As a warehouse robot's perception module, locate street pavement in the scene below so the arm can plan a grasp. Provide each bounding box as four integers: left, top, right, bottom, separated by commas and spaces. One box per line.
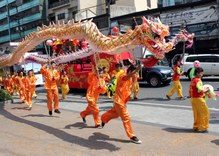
0, 89, 219, 156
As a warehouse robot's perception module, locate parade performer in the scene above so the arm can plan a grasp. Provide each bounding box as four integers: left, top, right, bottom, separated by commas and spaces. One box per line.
189, 60, 201, 80
25, 70, 36, 110
107, 63, 124, 95
102, 67, 111, 99
40, 62, 60, 115
101, 65, 142, 144
17, 71, 26, 103
60, 70, 69, 100
166, 60, 184, 100
12, 72, 19, 95
80, 68, 107, 128
31, 70, 38, 98
4, 74, 13, 95
190, 67, 209, 132
133, 74, 140, 100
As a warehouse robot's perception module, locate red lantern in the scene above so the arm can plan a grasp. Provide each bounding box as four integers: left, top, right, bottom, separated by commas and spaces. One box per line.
112, 27, 119, 33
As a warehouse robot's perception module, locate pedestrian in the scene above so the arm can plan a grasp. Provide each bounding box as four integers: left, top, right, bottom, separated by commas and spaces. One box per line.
102, 67, 111, 98
4, 47, 10, 54
17, 71, 26, 103
12, 72, 19, 95
80, 68, 106, 128
40, 61, 61, 115
4, 74, 13, 95
60, 70, 69, 100
190, 67, 209, 132
101, 65, 142, 144
166, 59, 184, 100
24, 70, 36, 110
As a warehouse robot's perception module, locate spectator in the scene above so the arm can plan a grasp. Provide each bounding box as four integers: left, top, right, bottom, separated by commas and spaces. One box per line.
4, 47, 10, 54
0, 48, 4, 56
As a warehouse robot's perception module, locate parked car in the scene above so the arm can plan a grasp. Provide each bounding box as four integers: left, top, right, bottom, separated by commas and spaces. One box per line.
173, 54, 219, 79
123, 55, 173, 87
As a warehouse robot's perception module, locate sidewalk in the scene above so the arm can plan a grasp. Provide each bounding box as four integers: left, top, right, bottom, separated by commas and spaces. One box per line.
0, 101, 219, 156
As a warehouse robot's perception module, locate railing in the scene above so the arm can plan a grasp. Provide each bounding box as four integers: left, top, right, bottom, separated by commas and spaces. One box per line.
49, 0, 70, 9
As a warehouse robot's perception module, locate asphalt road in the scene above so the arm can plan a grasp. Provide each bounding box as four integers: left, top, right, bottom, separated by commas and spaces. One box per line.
34, 76, 219, 134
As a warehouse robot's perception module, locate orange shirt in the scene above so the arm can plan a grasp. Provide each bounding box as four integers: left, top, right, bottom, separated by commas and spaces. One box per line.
17, 76, 26, 89
25, 76, 37, 91
86, 72, 106, 101
40, 66, 60, 89
12, 75, 18, 86
114, 74, 135, 105
60, 75, 69, 85
4, 77, 12, 90
102, 73, 110, 82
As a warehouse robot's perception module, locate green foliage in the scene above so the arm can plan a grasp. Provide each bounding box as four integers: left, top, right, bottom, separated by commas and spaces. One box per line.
0, 89, 12, 101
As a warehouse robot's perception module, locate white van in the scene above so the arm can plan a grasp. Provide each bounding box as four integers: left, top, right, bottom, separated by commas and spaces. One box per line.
173, 54, 219, 79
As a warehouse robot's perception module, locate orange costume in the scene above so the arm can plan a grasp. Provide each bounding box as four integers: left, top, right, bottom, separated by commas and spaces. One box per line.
12, 74, 19, 95
0, 76, 2, 89
25, 76, 37, 107
4, 77, 13, 95
80, 72, 106, 126
103, 72, 111, 98
101, 73, 136, 138
32, 75, 37, 98
60, 74, 69, 99
40, 65, 60, 112
17, 75, 26, 103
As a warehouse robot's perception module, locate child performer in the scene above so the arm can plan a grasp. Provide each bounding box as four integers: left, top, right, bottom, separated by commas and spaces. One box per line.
60, 70, 69, 100
31, 70, 38, 98
12, 72, 19, 95
80, 68, 106, 128
102, 67, 111, 99
17, 71, 26, 103
166, 60, 184, 100
101, 65, 142, 144
190, 67, 210, 133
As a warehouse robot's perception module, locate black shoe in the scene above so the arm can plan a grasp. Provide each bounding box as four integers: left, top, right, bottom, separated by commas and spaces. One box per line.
82, 117, 86, 123
130, 136, 142, 144
54, 109, 61, 114
49, 111, 52, 116
101, 122, 105, 128
179, 96, 186, 100
133, 97, 138, 100
166, 95, 171, 100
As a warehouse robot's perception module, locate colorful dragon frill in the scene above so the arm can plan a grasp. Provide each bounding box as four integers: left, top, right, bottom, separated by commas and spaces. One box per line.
0, 17, 194, 67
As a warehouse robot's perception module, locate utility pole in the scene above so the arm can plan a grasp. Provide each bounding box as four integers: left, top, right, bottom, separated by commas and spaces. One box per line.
6, 0, 11, 42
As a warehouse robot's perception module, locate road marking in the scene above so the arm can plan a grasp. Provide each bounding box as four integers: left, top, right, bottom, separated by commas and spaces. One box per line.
129, 101, 219, 112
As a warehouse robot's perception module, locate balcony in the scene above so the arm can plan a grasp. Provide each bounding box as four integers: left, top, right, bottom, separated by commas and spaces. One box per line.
0, 0, 41, 21
0, 0, 15, 8
0, 13, 42, 32
49, 0, 70, 9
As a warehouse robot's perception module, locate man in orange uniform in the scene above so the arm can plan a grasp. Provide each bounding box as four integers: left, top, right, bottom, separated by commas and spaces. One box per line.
80, 68, 107, 128
4, 74, 13, 95
60, 70, 69, 100
12, 72, 19, 95
166, 60, 184, 100
17, 71, 26, 103
190, 67, 209, 133
31, 70, 38, 98
101, 65, 142, 144
25, 70, 36, 110
40, 62, 60, 115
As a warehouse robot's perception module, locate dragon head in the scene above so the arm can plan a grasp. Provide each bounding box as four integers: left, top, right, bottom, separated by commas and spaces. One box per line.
138, 17, 194, 59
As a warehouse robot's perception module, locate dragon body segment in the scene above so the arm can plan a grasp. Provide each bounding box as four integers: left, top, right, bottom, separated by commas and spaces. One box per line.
0, 17, 194, 68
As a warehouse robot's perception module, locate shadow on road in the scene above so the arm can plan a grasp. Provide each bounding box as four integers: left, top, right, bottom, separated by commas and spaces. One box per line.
89, 132, 130, 144
162, 127, 193, 133
211, 139, 219, 145
22, 114, 60, 118
65, 122, 96, 129
0, 103, 120, 151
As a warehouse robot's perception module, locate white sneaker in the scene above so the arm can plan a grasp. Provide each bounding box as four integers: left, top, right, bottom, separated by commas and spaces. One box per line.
130, 136, 142, 144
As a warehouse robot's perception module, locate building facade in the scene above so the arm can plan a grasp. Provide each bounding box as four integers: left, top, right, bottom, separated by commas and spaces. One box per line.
0, 0, 47, 49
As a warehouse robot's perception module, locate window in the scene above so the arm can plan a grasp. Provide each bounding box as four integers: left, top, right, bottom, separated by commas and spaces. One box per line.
57, 13, 65, 20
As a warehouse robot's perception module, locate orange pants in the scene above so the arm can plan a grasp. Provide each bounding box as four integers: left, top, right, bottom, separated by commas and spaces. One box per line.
6, 87, 13, 95
133, 81, 140, 98
101, 103, 135, 138
46, 88, 59, 111
19, 88, 26, 103
26, 90, 34, 107
191, 98, 209, 131
80, 105, 100, 126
